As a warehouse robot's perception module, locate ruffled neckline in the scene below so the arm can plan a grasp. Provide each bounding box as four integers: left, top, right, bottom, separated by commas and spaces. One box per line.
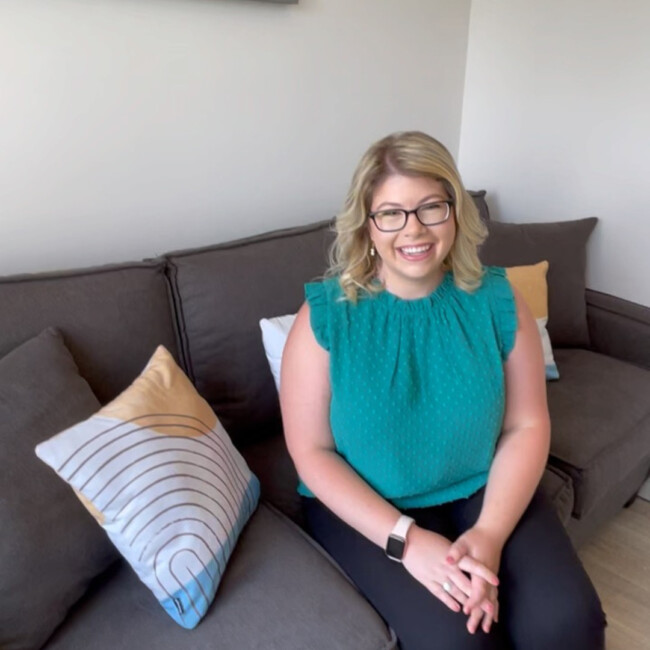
372, 271, 455, 312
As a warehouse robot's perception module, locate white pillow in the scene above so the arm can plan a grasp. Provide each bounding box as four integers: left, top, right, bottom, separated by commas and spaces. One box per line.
35, 345, 260, 629
259, 314, 296, 392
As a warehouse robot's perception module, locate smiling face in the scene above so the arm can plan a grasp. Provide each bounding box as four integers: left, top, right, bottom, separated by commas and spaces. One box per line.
368, 174, 456, 299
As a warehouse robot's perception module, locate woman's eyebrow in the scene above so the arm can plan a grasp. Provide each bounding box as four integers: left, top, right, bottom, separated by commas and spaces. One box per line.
374, 193, 447, 210
417, 193, 447, 204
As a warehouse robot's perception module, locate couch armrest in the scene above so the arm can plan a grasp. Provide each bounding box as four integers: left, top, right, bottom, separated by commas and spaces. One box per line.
586, 289, 650, 370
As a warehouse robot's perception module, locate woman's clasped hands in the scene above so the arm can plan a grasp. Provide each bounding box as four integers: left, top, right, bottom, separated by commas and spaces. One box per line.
402, 526, 502, 636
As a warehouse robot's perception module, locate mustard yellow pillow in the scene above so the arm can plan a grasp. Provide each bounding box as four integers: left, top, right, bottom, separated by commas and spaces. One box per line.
505, 261, 559, 380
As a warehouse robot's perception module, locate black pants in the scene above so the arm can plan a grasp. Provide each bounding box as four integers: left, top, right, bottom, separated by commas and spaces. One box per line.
302, 488, 606, 650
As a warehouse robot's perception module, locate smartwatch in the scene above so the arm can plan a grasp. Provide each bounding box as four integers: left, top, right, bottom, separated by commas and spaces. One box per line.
385, 515, 415, 562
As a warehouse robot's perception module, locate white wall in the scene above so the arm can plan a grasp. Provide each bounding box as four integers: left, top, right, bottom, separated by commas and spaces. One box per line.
459, 0, 650, 307
0, 0, 471, 275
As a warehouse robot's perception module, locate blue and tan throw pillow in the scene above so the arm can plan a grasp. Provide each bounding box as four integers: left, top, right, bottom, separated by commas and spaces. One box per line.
36, 345, 260, 629
505, 261, 559, 380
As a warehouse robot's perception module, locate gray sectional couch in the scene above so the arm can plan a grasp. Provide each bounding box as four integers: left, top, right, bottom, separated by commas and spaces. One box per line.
1, 197, 649, 649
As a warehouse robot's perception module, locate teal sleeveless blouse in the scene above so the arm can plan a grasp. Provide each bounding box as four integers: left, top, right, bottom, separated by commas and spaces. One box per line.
298, 267, 517, 508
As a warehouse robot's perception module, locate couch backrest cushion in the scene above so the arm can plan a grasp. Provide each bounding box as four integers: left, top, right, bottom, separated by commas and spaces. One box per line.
468, 189, 490, 223
479, 217, 598, 348
0, 328, 120, 649
165, 220, 334, 448
0, 261, 179, 404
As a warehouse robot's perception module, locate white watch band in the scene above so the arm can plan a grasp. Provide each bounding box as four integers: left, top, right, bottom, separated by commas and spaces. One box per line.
390, 515, 415, 540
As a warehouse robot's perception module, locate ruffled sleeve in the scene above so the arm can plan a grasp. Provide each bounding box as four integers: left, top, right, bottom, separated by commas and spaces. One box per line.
485, 267, 517, 361
305, 280, 331, 351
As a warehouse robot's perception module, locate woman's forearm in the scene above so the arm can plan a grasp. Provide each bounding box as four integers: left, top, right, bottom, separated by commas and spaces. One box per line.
475, 424, 551, 547
474, 285, 552, 548
295, 448, 403, 548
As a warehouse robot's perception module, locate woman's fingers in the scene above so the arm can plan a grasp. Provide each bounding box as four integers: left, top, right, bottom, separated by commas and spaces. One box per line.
479, 608, 495, 634
480, 588, 498, 633
443, 580, 468, 606
429, 576, 499, 635
430, 582, 462, 613
482, 609, 495, 634
463, 576, 489, 614
466, 606, 484, 634
399, 525, 499, 629
481, 598, 495, 616
448, 569, 473, 597
457, 554, 499, 586
445, 537, 470, 565
474, 587, 499, 633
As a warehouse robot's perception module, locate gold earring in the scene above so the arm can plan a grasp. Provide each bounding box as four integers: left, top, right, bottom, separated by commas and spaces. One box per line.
370, 242, 376, 258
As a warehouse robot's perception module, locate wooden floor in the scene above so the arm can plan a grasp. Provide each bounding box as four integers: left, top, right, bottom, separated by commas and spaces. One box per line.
578, 497, 650, 650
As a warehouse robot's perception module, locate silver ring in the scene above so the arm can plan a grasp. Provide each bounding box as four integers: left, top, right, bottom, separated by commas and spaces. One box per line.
442, 581, 452, 593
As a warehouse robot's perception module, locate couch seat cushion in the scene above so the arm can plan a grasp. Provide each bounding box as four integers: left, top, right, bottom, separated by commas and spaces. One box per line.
44, 503, 395, 650
547, 348, 650, 519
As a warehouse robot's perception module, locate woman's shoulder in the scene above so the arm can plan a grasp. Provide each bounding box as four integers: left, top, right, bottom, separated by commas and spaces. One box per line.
479, 265, 508, 285
469, 265, 514, 301
455, 265, 509, 301
448, 266, 510, 304
305, 275, 344, 305
476, 265, 517, 358
305, 275, 341, 291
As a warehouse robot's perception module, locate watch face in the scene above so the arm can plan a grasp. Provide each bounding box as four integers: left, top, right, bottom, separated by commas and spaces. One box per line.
386, 535, 406, 561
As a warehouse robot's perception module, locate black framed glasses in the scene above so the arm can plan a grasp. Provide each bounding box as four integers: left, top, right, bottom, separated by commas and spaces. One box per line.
368, 200, 453, 232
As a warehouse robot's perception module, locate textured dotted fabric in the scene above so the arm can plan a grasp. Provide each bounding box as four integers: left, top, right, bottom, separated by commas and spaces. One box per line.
298, 267, 517, 508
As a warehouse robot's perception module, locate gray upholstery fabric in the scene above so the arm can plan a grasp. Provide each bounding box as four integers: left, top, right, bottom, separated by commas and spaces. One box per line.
468, 189, 490, 222
479, 217, 597, 348
586, 289, 650, 370
0, 329, 119, 650
165, 220, 334, 447
547, 348, 650, 519
539, 465, 574, 526
566, 460, 650, 548
45, 504, 395, 650
241, 433, 303, 526
0, 261, 179, 405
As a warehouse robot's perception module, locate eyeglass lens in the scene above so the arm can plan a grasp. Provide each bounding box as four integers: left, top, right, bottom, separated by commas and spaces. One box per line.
372, 202, 450, 232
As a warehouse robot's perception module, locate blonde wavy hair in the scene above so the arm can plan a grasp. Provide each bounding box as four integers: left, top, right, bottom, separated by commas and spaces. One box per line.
329, 131, 487, 302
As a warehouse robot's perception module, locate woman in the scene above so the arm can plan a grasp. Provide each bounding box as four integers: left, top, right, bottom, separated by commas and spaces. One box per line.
280, 131, 605, 649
